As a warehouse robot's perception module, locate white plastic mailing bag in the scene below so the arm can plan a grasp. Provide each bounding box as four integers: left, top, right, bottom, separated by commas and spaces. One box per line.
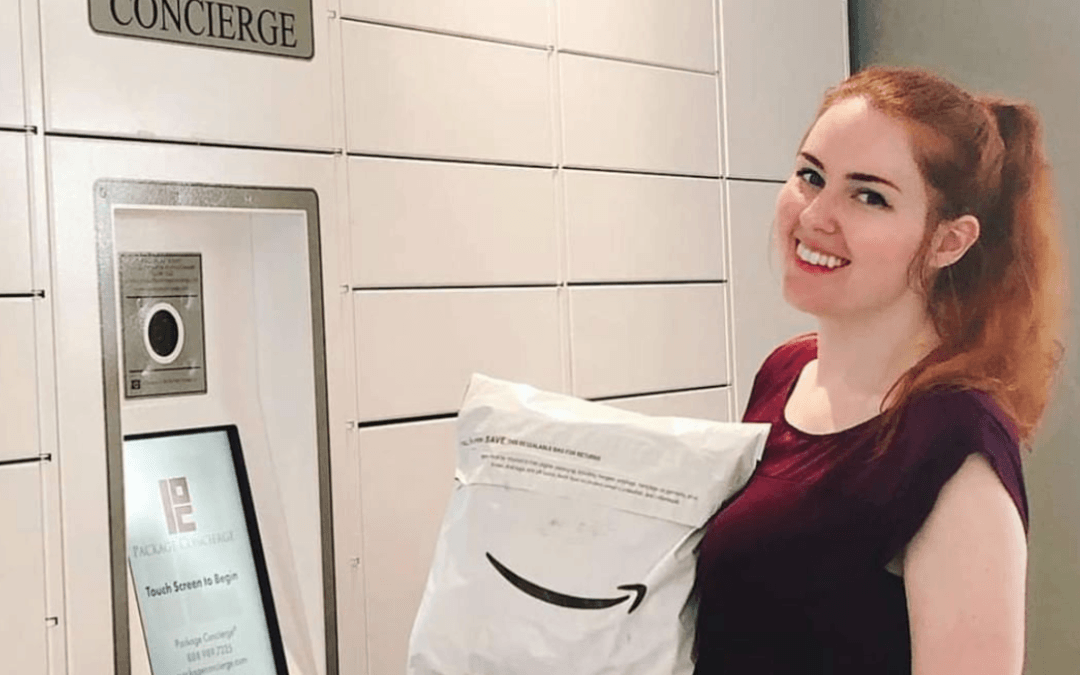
407, 375, 770, 675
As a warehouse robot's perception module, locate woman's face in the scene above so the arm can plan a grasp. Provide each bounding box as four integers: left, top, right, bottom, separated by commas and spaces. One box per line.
774, 96, 934, 321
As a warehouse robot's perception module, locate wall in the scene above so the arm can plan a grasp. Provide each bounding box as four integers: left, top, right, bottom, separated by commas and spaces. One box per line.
850, 2, 1080, 672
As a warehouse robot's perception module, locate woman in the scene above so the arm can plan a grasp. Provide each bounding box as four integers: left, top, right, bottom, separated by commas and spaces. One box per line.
693, 66, 1067, 674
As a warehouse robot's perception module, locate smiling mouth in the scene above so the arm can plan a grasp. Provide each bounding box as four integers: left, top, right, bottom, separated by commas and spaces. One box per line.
795, 239, 850, 269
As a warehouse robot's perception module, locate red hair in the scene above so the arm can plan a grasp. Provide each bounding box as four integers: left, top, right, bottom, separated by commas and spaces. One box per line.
810, 66, 1069, 455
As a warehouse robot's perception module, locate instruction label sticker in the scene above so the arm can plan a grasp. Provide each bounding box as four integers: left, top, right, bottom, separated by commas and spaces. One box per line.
120, 253, 207, 399
89, 0, 314, 59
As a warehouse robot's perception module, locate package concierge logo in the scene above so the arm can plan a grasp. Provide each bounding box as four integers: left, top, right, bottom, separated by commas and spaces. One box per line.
89, 0, 314, 59
160, 477, 197, 534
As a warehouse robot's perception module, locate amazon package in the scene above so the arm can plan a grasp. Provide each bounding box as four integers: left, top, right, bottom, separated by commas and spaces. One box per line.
407, 375, 770, 675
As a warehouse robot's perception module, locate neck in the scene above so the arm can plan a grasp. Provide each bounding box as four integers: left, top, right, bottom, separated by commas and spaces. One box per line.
813, 300, 940, 408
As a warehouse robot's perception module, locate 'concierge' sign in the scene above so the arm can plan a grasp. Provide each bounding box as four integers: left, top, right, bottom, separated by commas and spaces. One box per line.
90, 0, 314, 59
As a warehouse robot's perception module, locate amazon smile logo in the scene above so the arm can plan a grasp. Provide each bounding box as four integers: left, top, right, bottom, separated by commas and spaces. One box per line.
486, 552, 647, 613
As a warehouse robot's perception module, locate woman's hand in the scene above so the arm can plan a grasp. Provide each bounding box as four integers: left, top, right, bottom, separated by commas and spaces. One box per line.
904, 453, 1027, 674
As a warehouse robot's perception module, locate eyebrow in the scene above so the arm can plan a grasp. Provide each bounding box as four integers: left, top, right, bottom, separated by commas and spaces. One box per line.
800, 152, 902, 193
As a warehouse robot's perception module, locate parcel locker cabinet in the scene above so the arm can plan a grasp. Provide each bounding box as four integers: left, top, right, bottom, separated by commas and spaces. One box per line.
0, 463, 49, 675
340, 0, 550, 46
39, 0, 336, 148
0, 3, 27, 127
720, 0, 849, 180
0, 132, 34, 292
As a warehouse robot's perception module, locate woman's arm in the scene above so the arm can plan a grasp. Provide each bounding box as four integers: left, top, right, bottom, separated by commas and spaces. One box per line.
903, 452, 1028, 675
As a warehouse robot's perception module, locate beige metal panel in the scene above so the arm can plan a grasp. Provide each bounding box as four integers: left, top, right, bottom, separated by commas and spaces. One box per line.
0, 1, 25, 126
559, 0, 714, 71
354, 289, 563, 421
343, 23, 553, 165
602, 387, 732, 422
0, 301, 39, 462
47, 137, 349, 674
39, 0, 336, 148
564, 170, 724, 282
341, 0, 550, 45
350, 159, 558, 287
726, 179, 815, 418
721, 0, 848, 180
560, 54, 720, 176
0, 463, 48, 675
0, 132, 33, 292
570, 284, 728, 399
357, 419, 456, 675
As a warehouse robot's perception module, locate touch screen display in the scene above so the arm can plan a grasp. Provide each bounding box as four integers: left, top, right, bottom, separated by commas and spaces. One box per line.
124, 426, 288, 674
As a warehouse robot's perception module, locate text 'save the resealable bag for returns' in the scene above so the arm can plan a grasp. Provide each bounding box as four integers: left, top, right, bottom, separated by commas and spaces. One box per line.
407, 374, 771, 675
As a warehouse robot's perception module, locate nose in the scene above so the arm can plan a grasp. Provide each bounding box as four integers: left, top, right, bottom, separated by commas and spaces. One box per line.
799, 188, 840, 235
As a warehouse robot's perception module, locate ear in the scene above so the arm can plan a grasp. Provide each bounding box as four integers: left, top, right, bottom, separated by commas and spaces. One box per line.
929, 215, 980, 270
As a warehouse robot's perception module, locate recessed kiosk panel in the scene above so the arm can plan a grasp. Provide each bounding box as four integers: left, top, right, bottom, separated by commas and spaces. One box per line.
93, 181, 335, 675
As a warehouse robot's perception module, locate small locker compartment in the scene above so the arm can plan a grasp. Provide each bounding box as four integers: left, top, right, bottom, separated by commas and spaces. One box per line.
340, 0, 550, 46
39, 0, 336, 148
564, 170, 724, 283
0, 4, 27, 127
559, 0, 715, 72
570, 284, 728, 399
560, 53, 720, 176
342, 22, 552, 165
354, 288, 563, 422
349, 158, 558, 288
0, 132, 33, 292
0, 300, 39, 463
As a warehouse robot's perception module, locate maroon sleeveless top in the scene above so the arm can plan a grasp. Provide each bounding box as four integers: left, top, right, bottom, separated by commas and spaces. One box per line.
693, 333, 1028, 674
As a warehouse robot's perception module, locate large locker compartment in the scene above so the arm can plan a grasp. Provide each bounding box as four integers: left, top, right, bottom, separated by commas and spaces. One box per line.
38, 0, 337, 148
47, 137, 348, 675
721, 0, 849, 180
0, 463, 49, 675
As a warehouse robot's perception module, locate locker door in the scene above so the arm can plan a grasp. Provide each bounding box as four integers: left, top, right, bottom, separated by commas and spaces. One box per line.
0, 300, 39, 463
357, 420, 457, 675
721, 0, 849, 180
0, 3, 26, 127
726, 179, 815, 417
559, 0, 714, 71
0, 132, 33, 292
0, 462, 48, 675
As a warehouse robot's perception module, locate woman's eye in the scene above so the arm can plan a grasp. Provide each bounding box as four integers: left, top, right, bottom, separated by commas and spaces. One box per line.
856, 190, 890, 208
795, 167, 824, 188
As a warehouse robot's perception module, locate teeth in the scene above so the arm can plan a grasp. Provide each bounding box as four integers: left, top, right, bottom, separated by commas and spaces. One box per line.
797, 241, 848, 269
